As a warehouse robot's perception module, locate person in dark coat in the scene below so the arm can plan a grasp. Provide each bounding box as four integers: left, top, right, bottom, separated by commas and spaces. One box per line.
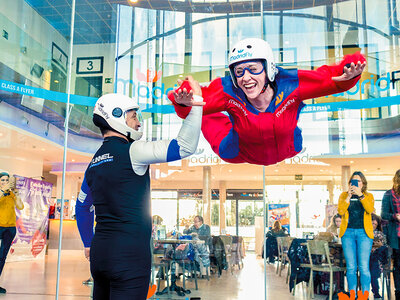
262, 220, 288, 263
381, 169, 400, 300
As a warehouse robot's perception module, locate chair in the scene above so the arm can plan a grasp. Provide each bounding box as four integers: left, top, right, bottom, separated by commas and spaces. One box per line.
151, 258, 171, 295
232, 236, 244, 270
219, 235, 234, 274
276, 236, 283, 274
276, 236, 294, 279
306, 240, 346, 300
289, 239, 311, 296
178, 257, 198, 291
381, 246, 393, 300
150, 239, 171, 296
198, 235, 212, 280
209, 236, 226, 277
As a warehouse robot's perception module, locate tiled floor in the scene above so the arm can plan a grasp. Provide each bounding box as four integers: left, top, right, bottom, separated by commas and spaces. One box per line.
0, 250, 386, 299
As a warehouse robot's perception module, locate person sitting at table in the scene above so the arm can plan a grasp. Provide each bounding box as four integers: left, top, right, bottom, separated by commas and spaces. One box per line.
267, 220, 288, 238
370, 213, 388, 299
183, 215, 211, 237
263, 220, 288, 263
326, 214, 342, 237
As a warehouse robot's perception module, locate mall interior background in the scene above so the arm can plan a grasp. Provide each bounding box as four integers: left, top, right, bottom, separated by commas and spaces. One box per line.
1, 0, 400, 296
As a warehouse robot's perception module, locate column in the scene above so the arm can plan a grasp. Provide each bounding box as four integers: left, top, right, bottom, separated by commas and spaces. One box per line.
219, 181, 226, 234
341, 165, 351, 192
203, 166, 211, 226
327, 180, 334, 204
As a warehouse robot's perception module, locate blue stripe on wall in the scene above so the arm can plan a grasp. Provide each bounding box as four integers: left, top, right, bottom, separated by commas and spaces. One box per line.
2, 79, 400, 114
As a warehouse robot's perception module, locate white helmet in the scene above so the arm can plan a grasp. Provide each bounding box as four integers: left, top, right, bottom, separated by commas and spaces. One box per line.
93, 93, 143, 141
228, 38, 277, 88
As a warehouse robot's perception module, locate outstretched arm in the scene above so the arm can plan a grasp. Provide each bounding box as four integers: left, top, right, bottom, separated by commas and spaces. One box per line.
75, 175, 95, 254
168, 76, 228, 118
298, 52, 366, 101
129, 94, 203, 169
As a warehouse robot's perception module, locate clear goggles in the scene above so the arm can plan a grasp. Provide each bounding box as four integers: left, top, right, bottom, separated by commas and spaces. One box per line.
123, 108, 144, 133
233, 60, 265, 78
125, 108, 143, 123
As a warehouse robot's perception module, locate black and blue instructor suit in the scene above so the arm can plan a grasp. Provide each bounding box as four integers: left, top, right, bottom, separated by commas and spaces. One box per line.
75, 94, 202, 300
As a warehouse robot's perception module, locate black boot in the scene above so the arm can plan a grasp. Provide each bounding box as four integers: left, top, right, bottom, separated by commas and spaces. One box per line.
0, 287, 6, 293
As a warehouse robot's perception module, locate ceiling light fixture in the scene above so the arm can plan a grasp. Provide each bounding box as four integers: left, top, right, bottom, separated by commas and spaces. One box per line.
128, 0, 138, 3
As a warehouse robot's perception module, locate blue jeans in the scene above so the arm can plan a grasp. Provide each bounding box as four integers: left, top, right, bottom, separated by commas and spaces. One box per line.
341, 228, 373, 293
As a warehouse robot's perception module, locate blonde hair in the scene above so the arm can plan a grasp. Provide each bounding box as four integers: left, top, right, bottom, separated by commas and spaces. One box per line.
327, 214, 341, 231
272, 220, 282, 232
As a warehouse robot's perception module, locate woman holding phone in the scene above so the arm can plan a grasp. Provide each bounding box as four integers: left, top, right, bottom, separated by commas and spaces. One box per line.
338, 171, 374, 294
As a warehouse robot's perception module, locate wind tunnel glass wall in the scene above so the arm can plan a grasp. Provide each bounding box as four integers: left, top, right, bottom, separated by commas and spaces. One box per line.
1, 0, 400, 298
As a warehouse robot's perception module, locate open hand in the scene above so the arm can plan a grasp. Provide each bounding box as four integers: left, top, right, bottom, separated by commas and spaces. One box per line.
173, 76, 205, 106
332, 61, 366, 82
349, 185, 362, 197
9, 176, 17, 191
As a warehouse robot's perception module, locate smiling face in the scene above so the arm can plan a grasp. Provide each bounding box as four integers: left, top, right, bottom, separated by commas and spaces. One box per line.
235, 60, 266, 101
0, 175, 9, 190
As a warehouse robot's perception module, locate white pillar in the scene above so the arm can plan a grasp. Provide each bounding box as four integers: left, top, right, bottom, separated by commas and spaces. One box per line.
202, 166, 211, 226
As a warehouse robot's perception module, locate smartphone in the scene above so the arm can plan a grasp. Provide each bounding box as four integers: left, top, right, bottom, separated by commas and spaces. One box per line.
350, 179, 358, 187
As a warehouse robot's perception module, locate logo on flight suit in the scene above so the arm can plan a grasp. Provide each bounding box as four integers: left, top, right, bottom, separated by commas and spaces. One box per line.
228, 99, 248, 116
275, 91, 284, 106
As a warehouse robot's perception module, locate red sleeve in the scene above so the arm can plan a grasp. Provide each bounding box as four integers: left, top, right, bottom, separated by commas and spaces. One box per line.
298, 51, 366, 101
168, 78, 227, 119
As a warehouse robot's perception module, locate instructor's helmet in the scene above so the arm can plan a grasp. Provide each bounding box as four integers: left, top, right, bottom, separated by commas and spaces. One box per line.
228, 38, 277, 88
93, 93, 143, 141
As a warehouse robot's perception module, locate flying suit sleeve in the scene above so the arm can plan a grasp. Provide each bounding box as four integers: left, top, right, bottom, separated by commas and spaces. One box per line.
168, 78, 227, 119
129, 95, 203, 175
75, 175, 95, 248
297, 51, 366, 101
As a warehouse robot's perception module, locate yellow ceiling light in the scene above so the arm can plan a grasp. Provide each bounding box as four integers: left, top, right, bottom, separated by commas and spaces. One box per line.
128, 0, 138, 3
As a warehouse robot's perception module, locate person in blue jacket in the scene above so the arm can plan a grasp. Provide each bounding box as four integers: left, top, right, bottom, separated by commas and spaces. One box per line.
75, 91, 203, 300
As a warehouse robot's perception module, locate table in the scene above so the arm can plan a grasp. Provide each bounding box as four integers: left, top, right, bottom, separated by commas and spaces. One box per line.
154, 239, 204, 297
